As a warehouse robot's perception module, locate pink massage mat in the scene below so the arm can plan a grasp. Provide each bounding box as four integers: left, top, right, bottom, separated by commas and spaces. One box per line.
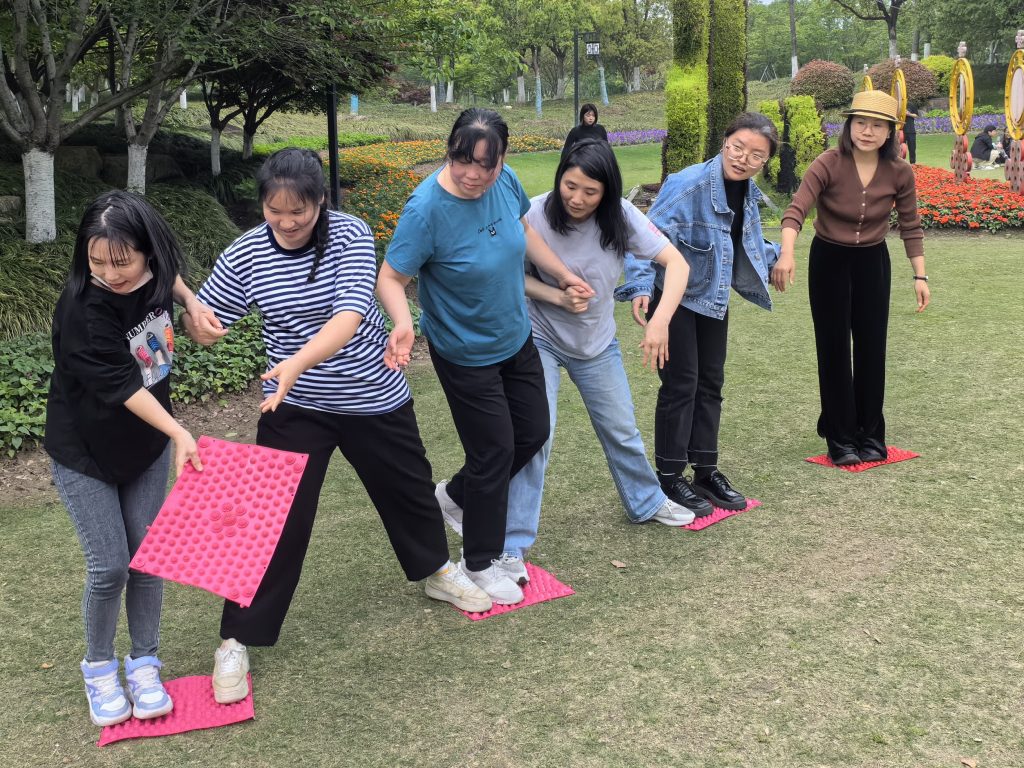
130, 436, 307, 606
805, 446, 919, 473
456, 562, 574, 620
98, 674, 254, 746
682, 498, 762, 531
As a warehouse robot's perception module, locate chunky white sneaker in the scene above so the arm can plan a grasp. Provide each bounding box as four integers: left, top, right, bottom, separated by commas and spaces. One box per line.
81, 659, 131, 727
423, 561, 492, 612
461, 558, 524, 605
495, 553, 530, 586
650, 498, 696, 527
124, 654, 173, 719
212, 639, 249, 704
435, 481, 464, 535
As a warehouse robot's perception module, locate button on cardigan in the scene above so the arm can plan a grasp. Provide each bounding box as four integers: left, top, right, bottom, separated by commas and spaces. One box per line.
781, 148, 924, 258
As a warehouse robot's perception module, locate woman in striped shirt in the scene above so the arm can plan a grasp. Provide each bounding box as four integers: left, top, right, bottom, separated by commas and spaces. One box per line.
184, 149, 491, 705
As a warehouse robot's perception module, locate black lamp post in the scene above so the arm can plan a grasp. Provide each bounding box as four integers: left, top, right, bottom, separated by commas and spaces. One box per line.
573, 31, 599, 126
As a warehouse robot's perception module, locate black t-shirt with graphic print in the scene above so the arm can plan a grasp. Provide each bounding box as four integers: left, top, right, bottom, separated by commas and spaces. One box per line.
45, 280, 175, 484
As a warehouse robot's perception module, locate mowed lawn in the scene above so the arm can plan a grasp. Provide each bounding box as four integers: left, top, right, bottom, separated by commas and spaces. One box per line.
2, 231, 1023, 767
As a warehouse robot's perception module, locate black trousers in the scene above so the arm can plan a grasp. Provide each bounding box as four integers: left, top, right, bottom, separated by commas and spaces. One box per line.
648, 289, 730, 474
807, 236, 890, 459
220, 400, 449, 646
429, 336, 548, 571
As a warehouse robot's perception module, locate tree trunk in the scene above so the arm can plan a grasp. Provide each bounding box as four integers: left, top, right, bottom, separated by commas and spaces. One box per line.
516, 75, 526, 103
632, 66, 641, 92
179, 90, 187, 109
210, 127, 222, 177
923, 42, 931, 58
242, 132, 254, 160
446, 81, 454, 103
555, 76, 567, 99
534, 74, 543, 116
72, 88, 80, 112
598, 65, 609, 106
23, 149, 57, 243
430, 84, 437, 113
127, 143, 148, 194
888, 23, 898, 59
789, 0, 798, 77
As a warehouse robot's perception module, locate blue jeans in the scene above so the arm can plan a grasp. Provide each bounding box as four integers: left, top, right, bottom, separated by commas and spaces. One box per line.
504, 336, 666, 558
52, 445, 170, 662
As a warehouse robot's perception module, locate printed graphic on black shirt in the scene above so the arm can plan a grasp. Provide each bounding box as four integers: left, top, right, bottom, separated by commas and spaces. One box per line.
127, 308, 174, 388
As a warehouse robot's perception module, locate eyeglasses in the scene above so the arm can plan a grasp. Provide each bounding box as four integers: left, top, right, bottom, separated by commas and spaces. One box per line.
723, 142, 767, 168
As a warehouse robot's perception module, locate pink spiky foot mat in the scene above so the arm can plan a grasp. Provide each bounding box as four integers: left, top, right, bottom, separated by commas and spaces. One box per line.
130, 436, 308, 606
805, 446, 920, 473
98, 674, 254, 746
456, 562, 574, 620
682, 498, 763, 531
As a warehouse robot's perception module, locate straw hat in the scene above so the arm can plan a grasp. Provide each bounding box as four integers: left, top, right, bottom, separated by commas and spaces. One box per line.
843, 90, 898, 122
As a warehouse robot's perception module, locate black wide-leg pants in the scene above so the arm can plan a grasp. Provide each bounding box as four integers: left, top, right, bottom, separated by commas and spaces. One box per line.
807, 236, 891, 459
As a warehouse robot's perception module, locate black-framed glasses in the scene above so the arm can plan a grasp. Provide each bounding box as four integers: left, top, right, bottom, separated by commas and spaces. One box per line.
723, 142, 767, 168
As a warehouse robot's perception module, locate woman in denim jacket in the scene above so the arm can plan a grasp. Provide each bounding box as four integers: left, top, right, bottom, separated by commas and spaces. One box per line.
615, 113, 780, 516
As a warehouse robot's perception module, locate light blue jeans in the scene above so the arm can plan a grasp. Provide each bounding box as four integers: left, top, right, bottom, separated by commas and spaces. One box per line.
504, 336, 666, 558
52, 445, 170, 662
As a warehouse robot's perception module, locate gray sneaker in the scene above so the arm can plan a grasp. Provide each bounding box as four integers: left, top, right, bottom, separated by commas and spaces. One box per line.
461, 558, 524, 605
650, 498, 696, 527
495, 553, 530, 586
423, 561, 492, 612
435, 481, 464, 535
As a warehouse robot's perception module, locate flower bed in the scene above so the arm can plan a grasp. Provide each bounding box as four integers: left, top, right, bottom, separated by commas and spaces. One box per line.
911, 165, 1024, 232
825, 113, 1006, 137
607, 129, 667, 146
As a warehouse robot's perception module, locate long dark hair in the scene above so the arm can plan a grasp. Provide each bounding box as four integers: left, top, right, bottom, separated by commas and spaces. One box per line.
69, 190, 183, 302
257, 148, 329, 282
723, 112, 780, 158
544, 138, 629, 258
579, 103, 599, 124
446, 108, 510, 169
837, 117, 898, 160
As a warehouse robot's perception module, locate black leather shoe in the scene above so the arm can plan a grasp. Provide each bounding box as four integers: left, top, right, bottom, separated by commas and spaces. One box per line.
659, 475, 714, 517
693, 470, 747, 511
857, 447, 887, 463
831, 452, 861, 466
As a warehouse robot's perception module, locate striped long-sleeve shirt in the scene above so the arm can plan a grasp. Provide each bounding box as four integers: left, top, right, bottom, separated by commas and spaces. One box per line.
197, 210, 410, 415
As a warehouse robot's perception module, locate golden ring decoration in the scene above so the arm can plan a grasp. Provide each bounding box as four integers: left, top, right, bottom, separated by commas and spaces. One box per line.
890, 69, 908, 130
949, 57, 974, 136
862, 75, 873, 92
1005, 49, 1024, 141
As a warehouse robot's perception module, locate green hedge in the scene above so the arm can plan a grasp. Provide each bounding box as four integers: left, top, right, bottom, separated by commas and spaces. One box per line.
252, 133, 386, 157
757, 99, 784, 186
783, 95, 825, 180
921, 55, 955, 93
664, 64, 709, 177
706, 0, 747, 158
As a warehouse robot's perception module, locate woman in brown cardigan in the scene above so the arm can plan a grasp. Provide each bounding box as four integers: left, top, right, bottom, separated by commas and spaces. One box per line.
771, 90, 930, 466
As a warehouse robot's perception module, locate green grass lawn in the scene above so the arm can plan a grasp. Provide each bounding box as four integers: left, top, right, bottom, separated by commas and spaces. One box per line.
508, 143, 663, 198
2, 232, 1023, 767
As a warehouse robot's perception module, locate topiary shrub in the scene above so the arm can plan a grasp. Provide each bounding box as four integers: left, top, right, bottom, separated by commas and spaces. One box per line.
706, 0, 747, 158
665, 0, 711, 178
791, 60, 855, 109
921, 55, 955, 93
757, 99, 784, 186
866, 59, 938, 105
784, 95, 826, 180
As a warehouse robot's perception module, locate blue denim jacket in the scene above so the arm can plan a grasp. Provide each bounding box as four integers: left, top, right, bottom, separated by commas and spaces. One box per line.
615, 154, 781, 320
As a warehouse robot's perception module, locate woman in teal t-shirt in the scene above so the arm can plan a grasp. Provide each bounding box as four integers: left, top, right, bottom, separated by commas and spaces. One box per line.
378, 108, 592, 607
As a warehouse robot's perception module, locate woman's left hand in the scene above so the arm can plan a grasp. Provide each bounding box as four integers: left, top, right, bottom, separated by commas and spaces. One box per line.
639, 317, 669, 371
559, 272, 596, 299
259, 357, 304, 413
914, 280, 930, 312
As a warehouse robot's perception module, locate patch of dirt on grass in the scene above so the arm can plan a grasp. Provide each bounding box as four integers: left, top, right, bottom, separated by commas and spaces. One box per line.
0, 384, 265, 509
410, 160, 443, 178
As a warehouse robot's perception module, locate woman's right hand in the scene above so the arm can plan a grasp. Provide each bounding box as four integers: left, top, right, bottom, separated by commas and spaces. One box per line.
771, 252, 796, 292
384, 325, 415, 370
182, 305, 228, 346
558, 285, 591, 313
631, 295, 649, 327
172, 428, 203, 477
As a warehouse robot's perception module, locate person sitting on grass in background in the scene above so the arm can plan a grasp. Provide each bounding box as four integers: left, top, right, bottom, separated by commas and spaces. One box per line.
499, 139, 694, 584
184, 148, 491, 706
617, 112, 783, 516
46, 191, 206, 727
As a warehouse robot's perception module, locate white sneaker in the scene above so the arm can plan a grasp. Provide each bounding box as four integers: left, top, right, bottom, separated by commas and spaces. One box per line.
461, 558, 524, 605
495, 553, 530, 586
650, 498, 696, 527
212, 638, 249, 704
423, 561, 492, 612
435, 481, 464, 535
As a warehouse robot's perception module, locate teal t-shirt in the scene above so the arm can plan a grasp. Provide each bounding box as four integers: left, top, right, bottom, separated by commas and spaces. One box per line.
385, 165, 532, 366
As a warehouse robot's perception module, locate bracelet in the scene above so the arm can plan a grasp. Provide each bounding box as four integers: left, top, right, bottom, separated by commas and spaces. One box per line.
913, 275, 928, 282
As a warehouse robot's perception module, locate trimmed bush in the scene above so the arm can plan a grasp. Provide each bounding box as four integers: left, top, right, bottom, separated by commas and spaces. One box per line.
866, 59, 938, 105
707, 0, 747, 158
757, 99, 784, 186
784, 95, 826, 180
663, 64, 709, 177
791, 60, 855, 109
921, 55, 955, 93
